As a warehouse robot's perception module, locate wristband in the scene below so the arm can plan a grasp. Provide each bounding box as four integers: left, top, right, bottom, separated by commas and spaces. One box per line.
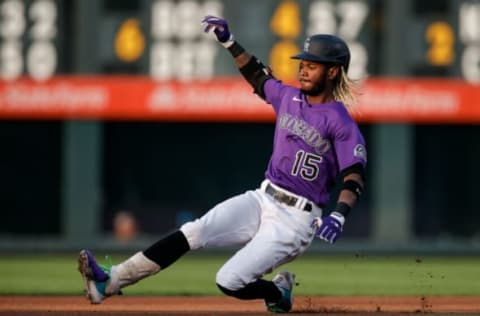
333, 202, 351, 217
227, 41, 245, 57
330, 211, 346, 225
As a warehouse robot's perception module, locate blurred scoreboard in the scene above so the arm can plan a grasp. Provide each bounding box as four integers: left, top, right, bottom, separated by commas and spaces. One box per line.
0, 0, 479, 83
0, 0, 479, 123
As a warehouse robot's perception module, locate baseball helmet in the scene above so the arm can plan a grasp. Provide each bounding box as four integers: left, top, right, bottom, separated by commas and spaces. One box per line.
291, 34, 350, 71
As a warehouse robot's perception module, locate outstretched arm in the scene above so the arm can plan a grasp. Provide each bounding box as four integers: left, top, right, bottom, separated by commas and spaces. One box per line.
202, 15, 273, 99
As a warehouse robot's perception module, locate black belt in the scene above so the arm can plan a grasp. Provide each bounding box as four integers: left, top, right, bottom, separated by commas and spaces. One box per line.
265, 183, 313, 212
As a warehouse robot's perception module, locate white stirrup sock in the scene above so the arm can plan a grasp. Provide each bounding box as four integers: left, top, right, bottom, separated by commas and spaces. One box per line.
106, 251, 161, 295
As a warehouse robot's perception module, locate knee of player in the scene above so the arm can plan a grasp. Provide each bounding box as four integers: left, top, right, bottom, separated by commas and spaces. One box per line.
216, 276, 255, 300
179, 219, 203, 250
216, 275, 248, 299
215, 269, 244, 292
216, 282, 242, 298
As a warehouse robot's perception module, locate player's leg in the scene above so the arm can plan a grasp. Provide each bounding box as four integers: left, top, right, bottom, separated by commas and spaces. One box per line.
107, 189, 262, 293
107, 229, 190, 294
79, 190, 262, 303
215, 190, 318, 312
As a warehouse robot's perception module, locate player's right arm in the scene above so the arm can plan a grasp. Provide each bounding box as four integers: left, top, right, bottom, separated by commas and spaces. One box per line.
202, 15, 274, 100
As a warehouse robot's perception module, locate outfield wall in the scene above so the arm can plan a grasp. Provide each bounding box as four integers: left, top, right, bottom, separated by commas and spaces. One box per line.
1, 0, 480, 253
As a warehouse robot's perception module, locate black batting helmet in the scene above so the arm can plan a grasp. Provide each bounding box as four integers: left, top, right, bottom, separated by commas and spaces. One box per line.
291, 34, 350, 71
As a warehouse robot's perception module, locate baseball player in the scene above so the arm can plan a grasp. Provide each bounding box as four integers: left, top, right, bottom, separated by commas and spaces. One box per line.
78, 15, 367, 313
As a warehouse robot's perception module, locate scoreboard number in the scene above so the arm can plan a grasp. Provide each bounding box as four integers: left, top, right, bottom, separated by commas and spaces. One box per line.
425, 21, 455, 67
149, 0, 222, 81
459, 2, 480, 83
269, 0, 370, 82
0, 0, 57, 81
307, 0, 369, 79
269, 0, 302, 81
0, 0, 25, 80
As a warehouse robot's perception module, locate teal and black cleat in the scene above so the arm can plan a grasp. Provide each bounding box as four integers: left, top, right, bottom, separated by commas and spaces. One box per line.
266, 271, 296, 313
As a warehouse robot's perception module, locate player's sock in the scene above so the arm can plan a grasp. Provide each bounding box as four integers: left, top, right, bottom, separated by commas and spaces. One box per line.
106, 251, 160, 294
143, 230, 190, 269
105, 231, 189, 294
217, 279, 282, 302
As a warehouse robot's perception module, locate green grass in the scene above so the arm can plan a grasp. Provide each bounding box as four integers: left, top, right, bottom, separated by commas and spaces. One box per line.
0, 252, 479, 296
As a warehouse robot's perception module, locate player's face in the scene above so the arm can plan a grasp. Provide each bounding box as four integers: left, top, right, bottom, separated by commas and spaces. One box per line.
298, 60, 329, 96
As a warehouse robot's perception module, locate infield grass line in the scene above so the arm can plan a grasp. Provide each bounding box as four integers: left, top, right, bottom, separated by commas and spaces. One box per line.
0, 253, 479, 296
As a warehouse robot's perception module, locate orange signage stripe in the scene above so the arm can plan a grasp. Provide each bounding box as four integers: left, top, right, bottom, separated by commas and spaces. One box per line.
0, 76, 478, 123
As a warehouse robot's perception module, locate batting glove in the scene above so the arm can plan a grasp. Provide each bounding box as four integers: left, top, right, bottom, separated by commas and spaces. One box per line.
315, 212, 345, 244
201, 15, 235, 48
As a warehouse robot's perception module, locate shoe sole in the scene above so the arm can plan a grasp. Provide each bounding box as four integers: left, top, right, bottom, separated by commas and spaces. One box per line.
78, 250, 103, 304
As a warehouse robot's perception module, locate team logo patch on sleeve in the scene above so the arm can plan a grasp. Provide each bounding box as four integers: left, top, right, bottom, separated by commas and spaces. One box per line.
354, 144, 367, 161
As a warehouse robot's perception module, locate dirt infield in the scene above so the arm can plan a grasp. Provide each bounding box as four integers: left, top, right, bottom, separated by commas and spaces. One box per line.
0, 296, 479, 315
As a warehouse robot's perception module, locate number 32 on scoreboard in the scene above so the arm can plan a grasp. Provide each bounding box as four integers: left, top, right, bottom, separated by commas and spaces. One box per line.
0, 0, 58, 82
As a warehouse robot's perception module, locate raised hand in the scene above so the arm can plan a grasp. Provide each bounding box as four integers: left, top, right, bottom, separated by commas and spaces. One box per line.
315, 212, 345, 244
201, 15, 233, 45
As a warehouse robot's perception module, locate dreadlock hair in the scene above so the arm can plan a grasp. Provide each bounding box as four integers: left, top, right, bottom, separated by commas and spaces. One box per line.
332, 67, 361, 111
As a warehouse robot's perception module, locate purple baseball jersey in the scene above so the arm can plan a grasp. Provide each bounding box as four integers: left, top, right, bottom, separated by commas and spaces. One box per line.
263, 79, 367, 207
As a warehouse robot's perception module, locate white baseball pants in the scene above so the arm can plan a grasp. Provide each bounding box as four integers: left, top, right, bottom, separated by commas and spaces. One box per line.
180, 180, 322, 290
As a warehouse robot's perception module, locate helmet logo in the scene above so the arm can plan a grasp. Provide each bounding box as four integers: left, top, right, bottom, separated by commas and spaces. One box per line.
304, 37, 311, 52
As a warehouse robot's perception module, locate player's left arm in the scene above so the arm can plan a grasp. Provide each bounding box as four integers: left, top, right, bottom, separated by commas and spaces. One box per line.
201, 15, 273, 100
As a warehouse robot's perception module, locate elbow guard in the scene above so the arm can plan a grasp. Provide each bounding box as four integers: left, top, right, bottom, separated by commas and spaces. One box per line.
342, 180, 363, 199
340, 163, 365, 199
239, 56, 273, 100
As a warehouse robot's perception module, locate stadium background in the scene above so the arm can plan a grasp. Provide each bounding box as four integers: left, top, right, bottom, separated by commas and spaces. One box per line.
0, 0, 480, 254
